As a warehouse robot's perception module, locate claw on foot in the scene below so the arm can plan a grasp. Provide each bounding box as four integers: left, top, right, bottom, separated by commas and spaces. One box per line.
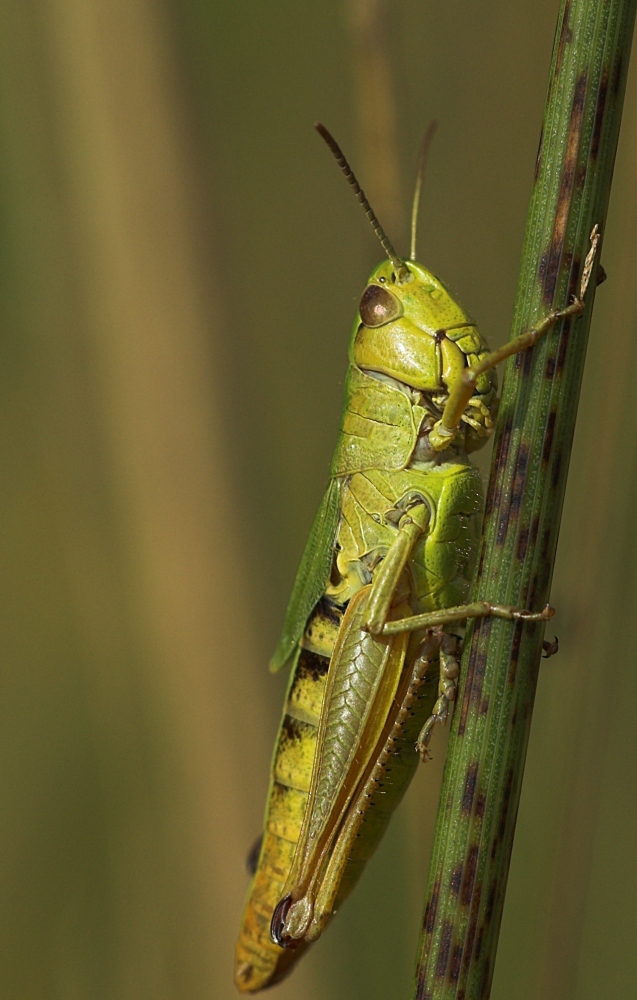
542, 635, 559, 658
416, 713, 438, 762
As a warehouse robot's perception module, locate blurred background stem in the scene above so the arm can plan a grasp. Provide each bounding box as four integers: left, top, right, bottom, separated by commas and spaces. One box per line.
0, 2, 266, 996
413, 1, 637, 998
348, 0, 403, 241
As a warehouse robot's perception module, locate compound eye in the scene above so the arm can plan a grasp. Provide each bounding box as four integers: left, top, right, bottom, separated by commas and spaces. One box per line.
359, 284, 403, 327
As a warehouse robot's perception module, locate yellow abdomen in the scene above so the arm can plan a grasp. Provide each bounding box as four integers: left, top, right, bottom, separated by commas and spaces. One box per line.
234, 601, 342, 993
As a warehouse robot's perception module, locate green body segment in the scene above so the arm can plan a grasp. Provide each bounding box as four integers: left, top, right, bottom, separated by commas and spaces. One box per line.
235, 258, 494, 993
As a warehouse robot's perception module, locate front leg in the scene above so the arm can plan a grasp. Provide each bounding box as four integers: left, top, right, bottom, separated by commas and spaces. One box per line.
429, 224, 600, 452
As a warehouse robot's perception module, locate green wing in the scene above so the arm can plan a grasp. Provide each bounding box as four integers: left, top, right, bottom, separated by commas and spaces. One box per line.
269, 476, 343, 673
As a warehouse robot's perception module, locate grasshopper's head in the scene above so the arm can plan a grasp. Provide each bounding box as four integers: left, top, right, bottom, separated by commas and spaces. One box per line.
351, 258, 475, 391
359, 258, 472, 335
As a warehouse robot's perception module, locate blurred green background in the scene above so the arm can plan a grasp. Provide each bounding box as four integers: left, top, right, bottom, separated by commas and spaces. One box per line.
0, 1, 635, 998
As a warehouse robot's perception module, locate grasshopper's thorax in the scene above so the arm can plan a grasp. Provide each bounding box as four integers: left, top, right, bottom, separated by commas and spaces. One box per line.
352, 259, 479, 394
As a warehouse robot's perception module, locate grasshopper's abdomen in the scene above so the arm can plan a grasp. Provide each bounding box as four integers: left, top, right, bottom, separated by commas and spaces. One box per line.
235, 600, 342, 993
236, 462, 483, 991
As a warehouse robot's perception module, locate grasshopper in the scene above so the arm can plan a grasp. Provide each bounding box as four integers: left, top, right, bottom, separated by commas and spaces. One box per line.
234, 124, 598, 993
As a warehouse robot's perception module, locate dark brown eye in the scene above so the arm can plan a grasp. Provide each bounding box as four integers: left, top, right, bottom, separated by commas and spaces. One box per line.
359, 284, 402, 327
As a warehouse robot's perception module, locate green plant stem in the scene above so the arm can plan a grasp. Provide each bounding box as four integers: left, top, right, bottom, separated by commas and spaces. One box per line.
413, 2, 637, 998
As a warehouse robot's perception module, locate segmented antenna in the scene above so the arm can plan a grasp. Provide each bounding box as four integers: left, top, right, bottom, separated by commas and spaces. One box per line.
314, 122, 410, 282
410, 121, 438, 262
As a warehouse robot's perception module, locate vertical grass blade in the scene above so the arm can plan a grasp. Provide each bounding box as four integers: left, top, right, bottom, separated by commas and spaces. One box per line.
413, 1, 637, 997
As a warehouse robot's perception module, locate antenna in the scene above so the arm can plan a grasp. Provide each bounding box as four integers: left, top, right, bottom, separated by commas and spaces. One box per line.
314, 122, 410, 282
410, 121, 438, 262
